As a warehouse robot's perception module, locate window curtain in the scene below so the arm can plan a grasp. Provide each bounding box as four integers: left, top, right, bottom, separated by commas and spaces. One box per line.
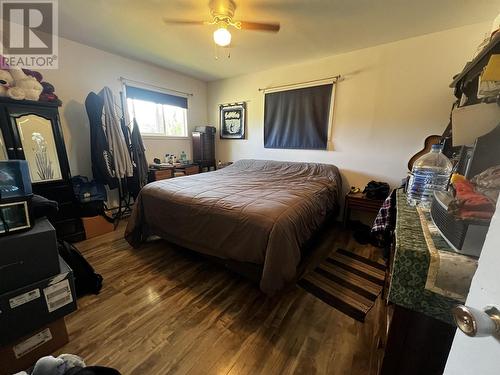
264, 84, 333, 150
125, 85, 188, 109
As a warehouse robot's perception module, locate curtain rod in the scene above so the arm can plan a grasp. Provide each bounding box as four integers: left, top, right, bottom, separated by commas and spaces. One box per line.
258, 75, 341, 93
119, 77, 194, 97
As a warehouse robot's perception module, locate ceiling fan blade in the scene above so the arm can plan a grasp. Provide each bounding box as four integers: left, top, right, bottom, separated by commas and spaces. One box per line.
238, 21, 280, 32
162, 18, 208, 26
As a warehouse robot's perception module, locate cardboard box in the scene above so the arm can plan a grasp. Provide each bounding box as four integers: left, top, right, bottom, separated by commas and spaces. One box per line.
0, 218, 60, 294
0, 318, 68, 375
0, 257, 77, 346
82, 215, 114, 239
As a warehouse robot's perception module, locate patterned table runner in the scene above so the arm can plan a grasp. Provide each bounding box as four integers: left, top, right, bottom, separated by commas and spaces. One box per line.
417, 207, 478, 302
388, 190, 473, 325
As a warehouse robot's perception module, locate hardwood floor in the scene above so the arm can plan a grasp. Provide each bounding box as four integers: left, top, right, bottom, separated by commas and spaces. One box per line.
56, 222, 386, 375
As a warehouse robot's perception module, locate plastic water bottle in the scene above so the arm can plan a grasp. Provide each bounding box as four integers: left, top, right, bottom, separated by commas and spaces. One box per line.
407, 144, 453, 207
180, 151, 187, 162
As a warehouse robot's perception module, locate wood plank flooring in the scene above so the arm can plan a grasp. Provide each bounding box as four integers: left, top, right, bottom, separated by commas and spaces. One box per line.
55, 222, 386, 375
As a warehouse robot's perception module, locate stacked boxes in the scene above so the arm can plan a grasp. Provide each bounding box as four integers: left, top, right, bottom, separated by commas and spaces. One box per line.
0, 218, 77, 374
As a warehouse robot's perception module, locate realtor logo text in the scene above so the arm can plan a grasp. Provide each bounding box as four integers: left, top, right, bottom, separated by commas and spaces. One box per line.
0, 0, 58, 68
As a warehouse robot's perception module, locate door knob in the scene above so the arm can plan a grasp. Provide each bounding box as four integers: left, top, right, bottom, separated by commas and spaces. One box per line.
7, 147, 14, 151
16, 147, 23, 151
452, 305, 500, 337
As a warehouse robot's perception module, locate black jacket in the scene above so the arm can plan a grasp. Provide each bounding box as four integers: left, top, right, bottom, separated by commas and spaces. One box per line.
85, 92, 118, 189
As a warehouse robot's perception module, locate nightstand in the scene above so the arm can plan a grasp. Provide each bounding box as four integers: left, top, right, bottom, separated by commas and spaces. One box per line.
148, 168, 174, 182
174, 164, 199, 176
343, 191, 384, 226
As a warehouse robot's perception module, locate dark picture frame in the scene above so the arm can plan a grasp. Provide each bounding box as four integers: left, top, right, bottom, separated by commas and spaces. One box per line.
219, 102, 246, 139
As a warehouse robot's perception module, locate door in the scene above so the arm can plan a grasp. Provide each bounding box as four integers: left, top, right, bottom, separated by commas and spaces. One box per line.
444, 199, 500, 374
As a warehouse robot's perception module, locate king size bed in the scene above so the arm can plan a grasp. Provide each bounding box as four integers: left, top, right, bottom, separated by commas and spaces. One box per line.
125, 159, 342, 295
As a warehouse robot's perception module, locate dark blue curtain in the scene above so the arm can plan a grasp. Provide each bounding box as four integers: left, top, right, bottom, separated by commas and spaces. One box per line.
264, 84, 332, 150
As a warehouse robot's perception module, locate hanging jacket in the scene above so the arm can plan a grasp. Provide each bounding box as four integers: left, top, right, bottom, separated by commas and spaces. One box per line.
123, 118, 149, 198
131, 118, 149, 191
85, 92, 118, 189
99, 87, 134, 179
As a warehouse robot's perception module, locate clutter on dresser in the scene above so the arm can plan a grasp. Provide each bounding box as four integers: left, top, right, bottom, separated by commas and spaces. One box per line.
477, 54, 500, 99
0, 160, 33, 235
429, 171, 498, 257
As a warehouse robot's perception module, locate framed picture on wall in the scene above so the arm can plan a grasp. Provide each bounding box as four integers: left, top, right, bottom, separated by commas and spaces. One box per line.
219, 102, 246, 139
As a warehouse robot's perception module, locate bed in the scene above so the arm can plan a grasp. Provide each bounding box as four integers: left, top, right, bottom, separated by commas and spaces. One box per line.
125, 159, 342, 294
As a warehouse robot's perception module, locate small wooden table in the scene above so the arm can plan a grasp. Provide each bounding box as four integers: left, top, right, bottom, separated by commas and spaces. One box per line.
342, 191, 384, 226
148, 168, 174, 182
174, 164, 199, 176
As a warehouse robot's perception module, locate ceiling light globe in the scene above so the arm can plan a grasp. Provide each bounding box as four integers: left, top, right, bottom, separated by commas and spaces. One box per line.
213, 27, 231, 47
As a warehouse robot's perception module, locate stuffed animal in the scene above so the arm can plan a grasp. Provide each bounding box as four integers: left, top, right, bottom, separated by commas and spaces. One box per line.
10, 67, 43, 101
22, 68, 43, 82
0, 69, 13, 97
39, 81, 61, 104
12, 353, 120, 375
29, 354, 86, 375
0, 67, 59, 103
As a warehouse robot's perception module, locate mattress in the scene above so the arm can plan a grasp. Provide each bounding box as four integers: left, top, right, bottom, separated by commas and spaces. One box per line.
125, 159, 341, 294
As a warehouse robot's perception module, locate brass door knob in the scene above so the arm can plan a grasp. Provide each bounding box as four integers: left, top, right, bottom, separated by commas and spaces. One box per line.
452, 305, 500, 337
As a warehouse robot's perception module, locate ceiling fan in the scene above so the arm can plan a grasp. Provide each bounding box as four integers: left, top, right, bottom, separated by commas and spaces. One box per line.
163, 0, 280, 47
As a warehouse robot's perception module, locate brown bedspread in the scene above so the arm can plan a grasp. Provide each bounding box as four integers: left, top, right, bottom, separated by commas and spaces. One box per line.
125, 159, 341, 294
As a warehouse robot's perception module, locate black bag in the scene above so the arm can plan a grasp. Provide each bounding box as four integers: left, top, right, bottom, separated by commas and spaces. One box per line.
57, 239, 103, 297
363, 181, 390, 200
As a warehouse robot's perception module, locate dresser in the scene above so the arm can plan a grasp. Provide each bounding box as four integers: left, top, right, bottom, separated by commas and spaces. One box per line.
0, 97, 84, 242
381, 190, 478, 375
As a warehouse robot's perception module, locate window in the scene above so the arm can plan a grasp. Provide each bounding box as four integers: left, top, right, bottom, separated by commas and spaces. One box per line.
125, 85, 188, 137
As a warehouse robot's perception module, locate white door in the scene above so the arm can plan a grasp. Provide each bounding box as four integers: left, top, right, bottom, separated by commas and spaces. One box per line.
444, 199, 500, 375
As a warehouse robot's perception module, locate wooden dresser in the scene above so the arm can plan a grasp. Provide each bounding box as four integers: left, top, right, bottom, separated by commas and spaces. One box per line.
148, 168, 174, 182
148, 164, 200, 182
381, 190, 477, 375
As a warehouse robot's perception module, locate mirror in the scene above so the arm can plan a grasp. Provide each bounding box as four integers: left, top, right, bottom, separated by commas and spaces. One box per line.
15, 114, 62, 183
0, 131, 7, 161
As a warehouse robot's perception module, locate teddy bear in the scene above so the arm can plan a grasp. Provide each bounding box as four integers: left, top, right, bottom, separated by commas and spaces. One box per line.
0, 69, 27, 100
0, 69, 13, 97
0, 67, 60, 103
10, 67, 43, 101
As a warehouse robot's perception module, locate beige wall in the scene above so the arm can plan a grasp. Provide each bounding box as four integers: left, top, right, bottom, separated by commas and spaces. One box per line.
208, 23, 489, 195
42, 37, 208, 178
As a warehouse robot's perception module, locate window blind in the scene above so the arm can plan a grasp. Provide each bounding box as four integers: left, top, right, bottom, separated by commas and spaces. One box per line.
125, 85, 188, 109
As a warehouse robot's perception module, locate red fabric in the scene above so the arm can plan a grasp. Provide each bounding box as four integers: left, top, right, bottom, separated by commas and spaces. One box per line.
452, 180, 495, 220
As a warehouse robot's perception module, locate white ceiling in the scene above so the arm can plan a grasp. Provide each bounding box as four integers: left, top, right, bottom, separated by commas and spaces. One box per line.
59, 0, 500, 81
